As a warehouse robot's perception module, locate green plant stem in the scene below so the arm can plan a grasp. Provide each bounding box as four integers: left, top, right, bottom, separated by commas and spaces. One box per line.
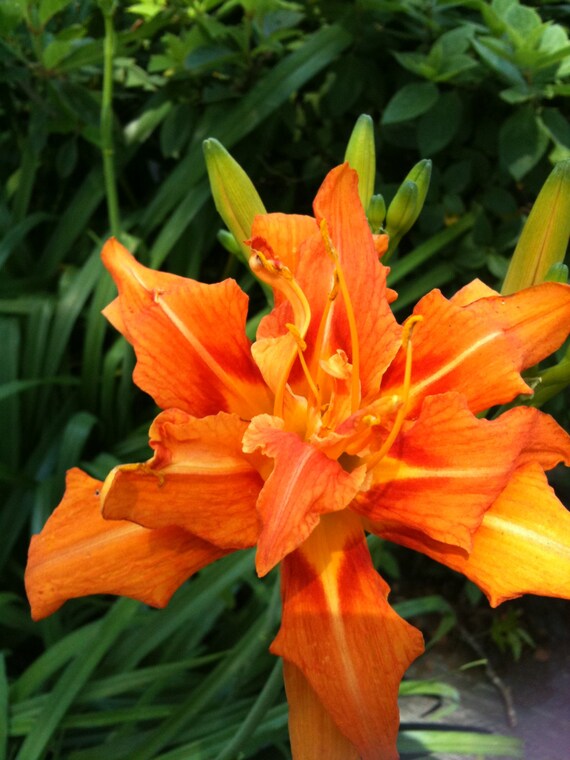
100, 3, 121, 238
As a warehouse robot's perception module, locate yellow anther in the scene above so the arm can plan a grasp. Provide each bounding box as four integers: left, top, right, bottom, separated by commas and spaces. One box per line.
366, 314, 423, 470
362, 414, 380, 427
319, 219, 361, 413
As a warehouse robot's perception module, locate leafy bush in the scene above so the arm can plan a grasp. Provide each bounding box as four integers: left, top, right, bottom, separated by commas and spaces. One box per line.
2, 0, 568, 756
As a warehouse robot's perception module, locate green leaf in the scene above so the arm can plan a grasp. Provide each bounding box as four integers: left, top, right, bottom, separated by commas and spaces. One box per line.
541, 107, 570, 150
381, 82, 439, 125
499, 108, 548, 180
472, 37, 526, 87
39, 0, 72, 26
418, 92, 462, 155
0, 655, 7, 760
398, 729, 523, 756
14, 599, 138, 760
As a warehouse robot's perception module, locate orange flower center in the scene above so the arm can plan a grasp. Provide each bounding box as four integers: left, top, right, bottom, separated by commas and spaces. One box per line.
250, 228, 422, 473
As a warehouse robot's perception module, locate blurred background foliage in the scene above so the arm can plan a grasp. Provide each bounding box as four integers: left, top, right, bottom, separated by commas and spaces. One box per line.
1, 0, 569, 757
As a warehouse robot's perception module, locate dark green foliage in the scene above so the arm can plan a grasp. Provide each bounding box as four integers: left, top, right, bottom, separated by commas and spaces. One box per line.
2, 0, 568, 756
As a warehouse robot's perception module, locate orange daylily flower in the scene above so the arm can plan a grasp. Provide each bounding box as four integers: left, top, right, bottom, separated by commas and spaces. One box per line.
26, 164, 570, 759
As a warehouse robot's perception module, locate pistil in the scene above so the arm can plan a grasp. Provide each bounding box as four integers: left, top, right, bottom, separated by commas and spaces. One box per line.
320, 220, 361, 414
365, 314, 423, 470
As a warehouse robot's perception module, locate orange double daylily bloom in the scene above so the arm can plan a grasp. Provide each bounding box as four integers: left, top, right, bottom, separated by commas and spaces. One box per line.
26, 164, 570, 759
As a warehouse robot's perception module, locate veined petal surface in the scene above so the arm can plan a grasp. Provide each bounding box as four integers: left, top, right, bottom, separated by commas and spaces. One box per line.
101, 238, 271, 419
372, 464, 570, 607
25, 469, 224, 621
271, 510, 424, 760
250, 213, 317, 281
355, 394, 570, 551
313, 165, 402, 400
242, 415, 366, 576
382, 284, 570, 415
101, 410, 262, 549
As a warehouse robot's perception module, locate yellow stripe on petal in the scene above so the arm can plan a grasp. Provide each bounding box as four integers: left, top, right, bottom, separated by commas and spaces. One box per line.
371, 464, 570, 608
101, 238, 271, 419
357, 394, 570, 551
272, 510, 424, 760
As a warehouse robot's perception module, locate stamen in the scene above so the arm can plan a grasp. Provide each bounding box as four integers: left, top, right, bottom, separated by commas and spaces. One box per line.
320, 219, 361, 414
249, 251, 311, 338
366, 314, 423, 470
312, 269, 339, 395
287, 323, 321, 406
249, 249, 313, 419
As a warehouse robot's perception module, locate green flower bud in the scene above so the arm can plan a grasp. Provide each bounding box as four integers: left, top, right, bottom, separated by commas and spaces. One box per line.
203, 138, 266, 265
404, 159, 432, 216
344, 114, 376, 212
216, 229, 241, 256
385, 180, 419, 241
502, 160, 570, 294
367, 194, 386, 234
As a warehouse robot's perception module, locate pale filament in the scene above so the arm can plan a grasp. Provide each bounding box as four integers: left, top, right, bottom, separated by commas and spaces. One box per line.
249, 251, 319, 419
319, 219, 361, 414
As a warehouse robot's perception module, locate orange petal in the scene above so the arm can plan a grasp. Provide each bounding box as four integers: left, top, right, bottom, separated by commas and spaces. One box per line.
372, 464, 570, 607
101, 410, 262, 549
382, 283, 570, 415
450, 278, 498, 306
313, 164, 402, 400
283, 662, 360, 760
242, 415, 366, 576
271, 510, 424, 760
250, 213, 318, 279
355, 394, 570, 551
101, 238, 271, 419
25, 469, 225, 621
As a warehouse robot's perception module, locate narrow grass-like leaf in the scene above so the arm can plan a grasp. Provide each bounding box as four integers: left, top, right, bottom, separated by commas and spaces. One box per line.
392, 263, 456, 312
133, 580, 281, 760
213, 658, 283, 760
11, 623, 100, 701
43, 250, 102, 378
398, 728, 523, 756
0, 377, 79, 402
388, 213, 475, 286
0, 318, 21, 469
0, 213, 51, 269
14, 598, 138, 760
0, 655, 7, 760
109, 550, 253, 669
39, 169, 104, 274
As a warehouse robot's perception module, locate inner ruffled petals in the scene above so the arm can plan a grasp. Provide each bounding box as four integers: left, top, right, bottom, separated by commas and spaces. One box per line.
25, 468, 226, 621
250, 212, 318, 288
353, 393, 570, 551
312, 164, 403, 401
101, 409, 263, 550
242, 415, 366, 577
271, 510, 424, 760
